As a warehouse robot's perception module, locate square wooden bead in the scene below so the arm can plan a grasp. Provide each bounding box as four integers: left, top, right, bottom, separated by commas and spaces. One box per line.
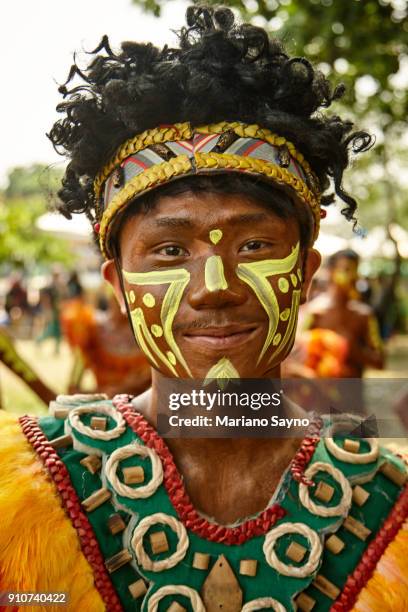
82, 487, 111, 512
343, 438, 360, 453
53, 407, 70, 419
91, 416, 107, 431
343, 516, 371, 541
107, 513, 126, 535
49, 434, 73, 449
128, 579, 147, 599
239, 559, 258, 577
192, 552, 210, 570
167, 603, 186, 612
80, 454, 102, 475
352, 485, 370, 507
150, 531, 169, 554
296, 592, 315, 612
380, 461, 407, 487
123, 466, 145, 485
314, 481, 334, 503
285, 541, 307, 563
325, 534, 345, 555
313, 574, 340, 600
105, 549, 132, 573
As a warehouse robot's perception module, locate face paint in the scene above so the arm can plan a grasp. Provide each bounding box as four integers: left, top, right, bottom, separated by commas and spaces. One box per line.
209, 229, 223, 245
129, 306, 178, 376
269, 289, 301, 364
142, 293, 155, 307
123, 268, 192, 377
167, 351, 177, 365
278, 277, 290, 293
205, 255, 228, 292
204, 357, 240, 386
151, 324, 163, 337
236, 242, 300, 365
280, 308, 290, 321
333, 269, 354, 288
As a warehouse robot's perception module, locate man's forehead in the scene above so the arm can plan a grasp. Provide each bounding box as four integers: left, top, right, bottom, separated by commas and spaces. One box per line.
137, 191, 291, 230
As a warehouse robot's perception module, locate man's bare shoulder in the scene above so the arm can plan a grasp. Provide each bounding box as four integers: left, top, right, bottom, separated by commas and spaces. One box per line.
348, 299, 374, 318
306, 294, 332, 315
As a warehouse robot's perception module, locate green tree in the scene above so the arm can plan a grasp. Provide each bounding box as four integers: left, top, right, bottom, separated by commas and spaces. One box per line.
130, 0, 408, 235
0, 165, 74, 268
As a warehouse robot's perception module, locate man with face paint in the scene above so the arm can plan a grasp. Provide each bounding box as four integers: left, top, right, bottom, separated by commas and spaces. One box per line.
1, 7, 407, 612
308, 250, 384, 378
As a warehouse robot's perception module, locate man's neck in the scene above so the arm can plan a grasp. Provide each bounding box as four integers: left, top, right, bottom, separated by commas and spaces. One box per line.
129, 367, 308, 523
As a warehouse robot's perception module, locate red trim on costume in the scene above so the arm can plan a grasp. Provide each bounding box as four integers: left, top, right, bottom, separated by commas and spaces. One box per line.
330, 483, 408, 612
289, 417, 322, 487
113, 395, 287, 545
18, 415, 124, 612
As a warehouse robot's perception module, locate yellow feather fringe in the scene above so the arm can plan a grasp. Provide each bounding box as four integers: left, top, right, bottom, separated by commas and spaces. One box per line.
0, 412, 105, 612
351, 521, 408, 612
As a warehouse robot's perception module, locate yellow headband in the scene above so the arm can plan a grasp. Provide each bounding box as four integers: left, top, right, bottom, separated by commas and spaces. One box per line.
95, 122, 321, 258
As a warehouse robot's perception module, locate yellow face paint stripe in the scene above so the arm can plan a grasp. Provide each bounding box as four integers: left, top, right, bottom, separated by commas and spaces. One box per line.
269, 289, 301, 363
159, 272, 192, 377
237, 243, 300, 365
130, 307, 178, 376
123, 268, 192, 377
205, 256, 228, 292
209, 229, 223, 244
204, 357, 240, 384
130, 308, 158, 367
236, 264, 280, 365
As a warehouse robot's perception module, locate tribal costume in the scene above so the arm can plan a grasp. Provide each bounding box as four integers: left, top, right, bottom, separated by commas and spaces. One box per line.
0, 6, 406, 612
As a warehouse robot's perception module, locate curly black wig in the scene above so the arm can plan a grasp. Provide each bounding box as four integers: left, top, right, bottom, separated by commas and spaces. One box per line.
48, 5, 374, 235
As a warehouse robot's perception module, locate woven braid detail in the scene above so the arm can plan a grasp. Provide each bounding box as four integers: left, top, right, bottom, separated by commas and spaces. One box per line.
97, 122, 322, 257
94, 122, 192, 202
195, 151, 321, 238
195, 122, 318, 185
99, 155, 192, 257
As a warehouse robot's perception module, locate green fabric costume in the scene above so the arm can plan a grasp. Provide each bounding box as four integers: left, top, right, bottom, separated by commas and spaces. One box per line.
36, 394, 406, 612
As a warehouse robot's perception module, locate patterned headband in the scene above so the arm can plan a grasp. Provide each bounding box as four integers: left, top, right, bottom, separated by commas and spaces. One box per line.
95, 122, 322, 258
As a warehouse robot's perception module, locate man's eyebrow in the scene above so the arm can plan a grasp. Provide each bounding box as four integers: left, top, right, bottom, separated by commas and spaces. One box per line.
155, 217, 195, 228
227, 213, 269, 225
154, 212, 270, 228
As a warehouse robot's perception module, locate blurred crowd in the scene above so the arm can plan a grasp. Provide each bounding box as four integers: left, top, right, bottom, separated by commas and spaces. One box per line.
0, 267, 151, 407
0, 249, 406, 411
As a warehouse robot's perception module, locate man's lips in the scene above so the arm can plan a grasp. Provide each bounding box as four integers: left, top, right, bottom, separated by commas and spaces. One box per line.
182, 323, 261, 349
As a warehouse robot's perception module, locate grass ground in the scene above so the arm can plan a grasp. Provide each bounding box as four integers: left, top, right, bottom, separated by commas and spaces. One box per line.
0, 339, 94, 415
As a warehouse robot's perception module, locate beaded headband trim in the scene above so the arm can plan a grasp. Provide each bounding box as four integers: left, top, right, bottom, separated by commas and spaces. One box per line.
95, 122, 322, 258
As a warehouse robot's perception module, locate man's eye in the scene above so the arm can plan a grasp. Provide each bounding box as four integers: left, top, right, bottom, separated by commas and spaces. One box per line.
240, 240, 269, 252
157, 245, 187, 257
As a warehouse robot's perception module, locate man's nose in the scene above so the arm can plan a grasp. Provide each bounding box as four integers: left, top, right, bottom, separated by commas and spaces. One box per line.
187, 255, 248, 309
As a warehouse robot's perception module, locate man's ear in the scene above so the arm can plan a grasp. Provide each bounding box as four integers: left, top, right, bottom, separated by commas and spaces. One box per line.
300, 248, 321, 304
101, 259, 127, 314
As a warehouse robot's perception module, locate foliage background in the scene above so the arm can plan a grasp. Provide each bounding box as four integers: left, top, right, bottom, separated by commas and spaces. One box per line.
129, 0, 408, 239
0, 165, 73, 269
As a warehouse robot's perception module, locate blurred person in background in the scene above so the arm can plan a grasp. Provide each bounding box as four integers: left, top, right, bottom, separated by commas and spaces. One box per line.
304, 249, 384, 378
62, 286, 151, 397
36, 267, 65, 354
5, 271, 29, 330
